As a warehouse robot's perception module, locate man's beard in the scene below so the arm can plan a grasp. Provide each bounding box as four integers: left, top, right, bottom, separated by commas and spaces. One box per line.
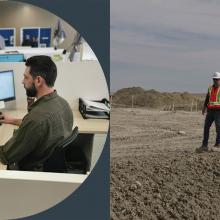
25, 83, 37, 97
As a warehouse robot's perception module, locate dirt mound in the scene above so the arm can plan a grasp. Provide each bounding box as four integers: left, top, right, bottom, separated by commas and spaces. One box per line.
112, 87, 205, 109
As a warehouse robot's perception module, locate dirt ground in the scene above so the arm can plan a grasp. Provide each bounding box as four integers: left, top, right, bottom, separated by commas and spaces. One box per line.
110, 108, 220, 220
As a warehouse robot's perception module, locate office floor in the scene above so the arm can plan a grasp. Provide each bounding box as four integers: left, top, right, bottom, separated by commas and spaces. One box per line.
111, 108, 220, 220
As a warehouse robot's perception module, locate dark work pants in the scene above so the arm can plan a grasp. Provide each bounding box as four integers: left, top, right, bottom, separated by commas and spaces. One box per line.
203, 109, 220, 146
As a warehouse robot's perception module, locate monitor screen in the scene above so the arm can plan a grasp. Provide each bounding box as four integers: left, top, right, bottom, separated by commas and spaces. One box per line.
0, 54, 24, 62
0, 70, 15, 102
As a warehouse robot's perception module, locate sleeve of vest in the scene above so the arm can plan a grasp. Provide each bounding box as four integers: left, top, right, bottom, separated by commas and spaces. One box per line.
0, 119, 43, 165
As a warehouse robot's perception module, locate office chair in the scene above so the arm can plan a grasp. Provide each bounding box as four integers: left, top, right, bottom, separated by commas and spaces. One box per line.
43, 126, 79, 173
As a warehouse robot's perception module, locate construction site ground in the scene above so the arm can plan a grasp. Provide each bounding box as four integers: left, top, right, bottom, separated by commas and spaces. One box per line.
111, 107, 220, 220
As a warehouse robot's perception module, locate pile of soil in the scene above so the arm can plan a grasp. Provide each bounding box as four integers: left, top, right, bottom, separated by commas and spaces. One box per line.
112, 87, 205, 109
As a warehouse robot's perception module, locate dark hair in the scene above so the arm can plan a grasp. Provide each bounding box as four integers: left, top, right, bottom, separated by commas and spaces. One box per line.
25, 55, 57, 87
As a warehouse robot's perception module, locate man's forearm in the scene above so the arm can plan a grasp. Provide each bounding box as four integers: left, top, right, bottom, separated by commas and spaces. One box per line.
8, 118, 22, 126
204, 93, 209, 107
0, 113, 22, 126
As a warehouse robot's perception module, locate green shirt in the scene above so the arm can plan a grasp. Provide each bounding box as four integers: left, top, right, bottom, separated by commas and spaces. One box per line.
0, 91, 73, 171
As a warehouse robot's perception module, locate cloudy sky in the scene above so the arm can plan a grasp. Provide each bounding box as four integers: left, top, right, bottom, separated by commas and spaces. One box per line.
111, 0, 220, 93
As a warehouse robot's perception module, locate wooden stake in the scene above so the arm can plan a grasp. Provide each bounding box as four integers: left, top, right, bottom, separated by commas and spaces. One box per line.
131, 95, 134, 109
190, 100, 193, 112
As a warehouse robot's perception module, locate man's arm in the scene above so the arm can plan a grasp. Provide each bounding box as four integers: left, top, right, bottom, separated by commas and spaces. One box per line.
0, 118, 42, 165
0, 112, 22, 126
202, 92, 209, 115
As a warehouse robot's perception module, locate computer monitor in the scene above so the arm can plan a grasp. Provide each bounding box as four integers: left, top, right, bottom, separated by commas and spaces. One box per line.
0, 70, 15, 104
0, 54, 24, 62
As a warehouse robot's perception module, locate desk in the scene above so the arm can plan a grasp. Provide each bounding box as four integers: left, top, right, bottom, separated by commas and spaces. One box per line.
0, 170, 88, 219
0, 47, 65, 60
0, 109, 109, 219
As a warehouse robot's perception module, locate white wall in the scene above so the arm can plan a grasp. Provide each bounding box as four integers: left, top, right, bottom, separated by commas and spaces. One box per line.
81, 41, 98, 61
0, 61, 109, 110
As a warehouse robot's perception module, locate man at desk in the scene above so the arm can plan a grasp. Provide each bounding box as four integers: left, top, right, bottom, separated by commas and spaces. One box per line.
0, 55, 73, 171
0, 35, 5, 50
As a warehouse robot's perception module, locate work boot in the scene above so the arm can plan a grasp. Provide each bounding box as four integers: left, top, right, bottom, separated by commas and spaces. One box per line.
211, 144, 220, 152
195, 145, 208, 153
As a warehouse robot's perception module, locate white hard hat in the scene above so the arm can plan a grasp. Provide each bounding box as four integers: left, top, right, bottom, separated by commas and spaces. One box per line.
213, 72, 220, 79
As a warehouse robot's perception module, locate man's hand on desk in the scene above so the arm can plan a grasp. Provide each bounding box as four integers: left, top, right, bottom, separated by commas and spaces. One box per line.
0, 112, 22, 126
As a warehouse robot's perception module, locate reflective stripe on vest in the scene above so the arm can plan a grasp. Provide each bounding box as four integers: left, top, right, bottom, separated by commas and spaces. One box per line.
208, 86, 220, 108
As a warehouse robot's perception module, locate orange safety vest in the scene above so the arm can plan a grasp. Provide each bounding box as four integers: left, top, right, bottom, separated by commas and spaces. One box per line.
207, 85, 220, 109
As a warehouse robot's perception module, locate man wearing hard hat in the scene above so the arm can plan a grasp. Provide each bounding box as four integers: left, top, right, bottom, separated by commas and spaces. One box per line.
196, 72, 220, 153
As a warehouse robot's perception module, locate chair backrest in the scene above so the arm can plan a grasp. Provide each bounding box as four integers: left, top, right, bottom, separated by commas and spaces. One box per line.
43, 126, 79, 172
55, 126, 79, 150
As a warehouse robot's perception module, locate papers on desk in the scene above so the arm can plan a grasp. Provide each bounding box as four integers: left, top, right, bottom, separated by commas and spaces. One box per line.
0, 101, 5, 109
82, 99, 110, 111
79, 98, 110, 119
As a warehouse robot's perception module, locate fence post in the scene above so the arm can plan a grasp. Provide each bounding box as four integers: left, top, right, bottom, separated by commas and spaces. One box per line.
131, 95, 134, 109
190, 100, 193, 112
